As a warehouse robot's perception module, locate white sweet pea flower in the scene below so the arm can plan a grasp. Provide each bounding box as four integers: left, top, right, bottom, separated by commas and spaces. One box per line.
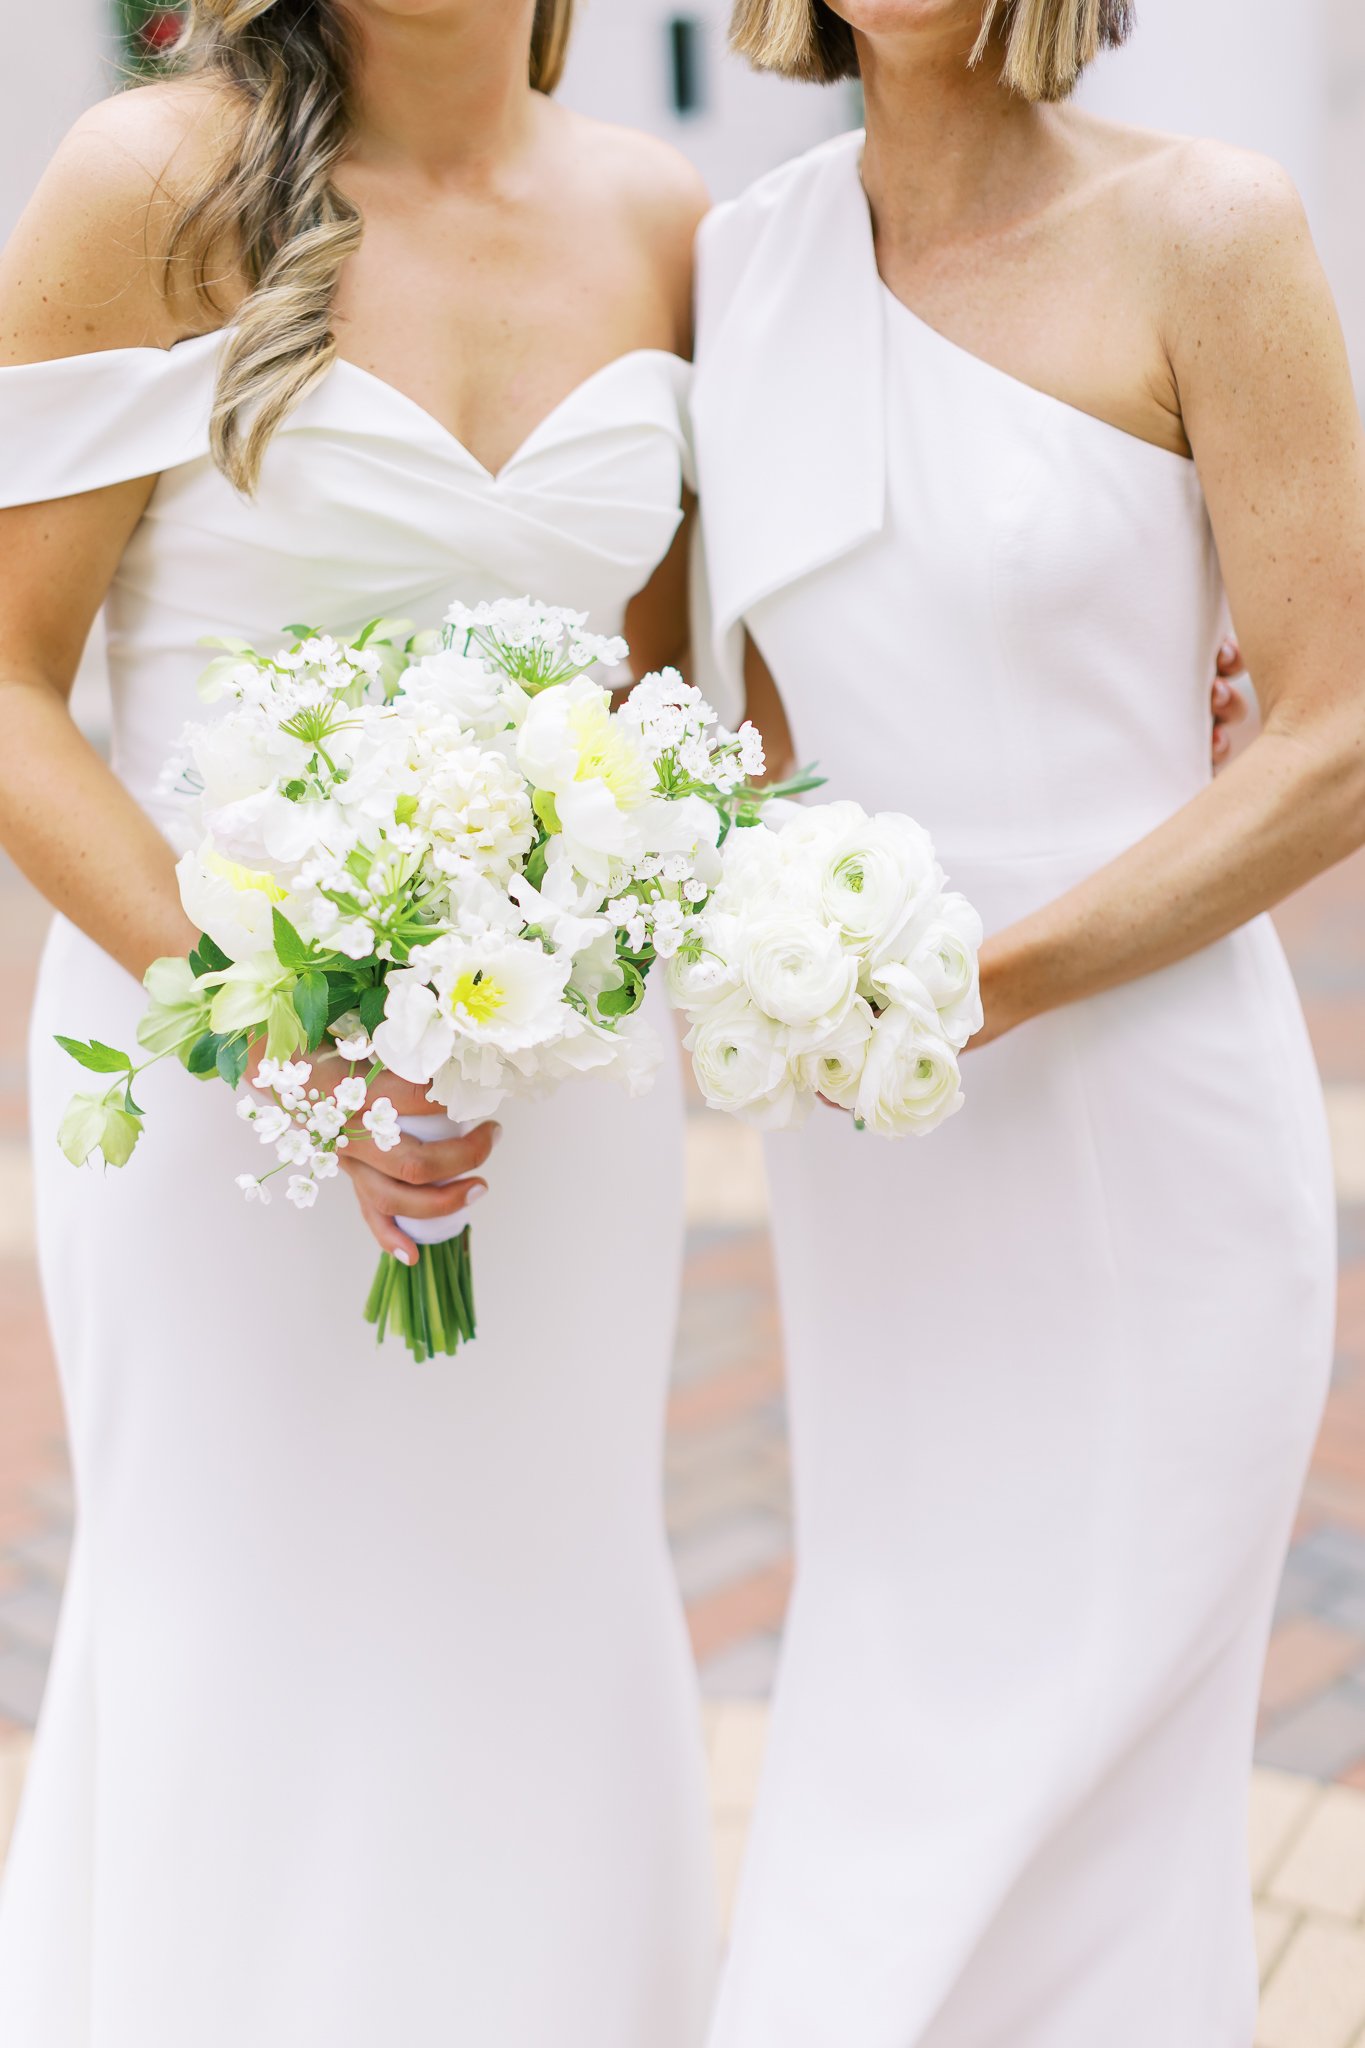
854, 1001, 963, 1137
399, 647, 514, 739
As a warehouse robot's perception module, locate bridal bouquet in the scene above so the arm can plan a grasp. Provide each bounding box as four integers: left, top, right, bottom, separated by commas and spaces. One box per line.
666, 800, 983, 1135
55, 599, 807, 1360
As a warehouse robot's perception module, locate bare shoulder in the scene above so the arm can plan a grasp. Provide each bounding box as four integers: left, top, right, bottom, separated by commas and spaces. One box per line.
569, 111, 711, 236
0, 78, 239, 363
1082, 126, 1318, 313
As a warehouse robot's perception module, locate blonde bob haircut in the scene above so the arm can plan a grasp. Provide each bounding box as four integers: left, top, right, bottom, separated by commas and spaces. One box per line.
730, 0, 1135, 103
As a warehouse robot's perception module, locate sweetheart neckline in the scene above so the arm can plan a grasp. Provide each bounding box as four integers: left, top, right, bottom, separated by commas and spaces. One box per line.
5, 331, 691, 483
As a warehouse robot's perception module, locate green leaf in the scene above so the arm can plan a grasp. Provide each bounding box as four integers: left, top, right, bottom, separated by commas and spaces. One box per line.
282, 622, 317, 641
523, 839, 548, 891
294, 970, 330, 1049
532, 789, 562, 837
359, 985, 388, 1035
215, 1035, 250, 1090
394, 791, 419, 827
186, 1030, 224, 1078
271, 908, 312, 970
189, 932, 232, 978
54, 1035, 133, 1075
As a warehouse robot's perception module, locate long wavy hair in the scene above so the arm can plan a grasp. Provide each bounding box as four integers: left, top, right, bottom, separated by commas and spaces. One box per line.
165, 0, 575, 493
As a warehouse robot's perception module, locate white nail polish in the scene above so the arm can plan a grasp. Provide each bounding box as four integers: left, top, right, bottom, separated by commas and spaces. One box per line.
465, 1184, 488, 1206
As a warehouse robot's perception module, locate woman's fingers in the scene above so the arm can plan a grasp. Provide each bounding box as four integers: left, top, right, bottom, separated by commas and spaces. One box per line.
340, 1152, 489, 1221
342, 1120, 500, 1186
1216, 635, 1247, 680
355, 1201, 421, 1267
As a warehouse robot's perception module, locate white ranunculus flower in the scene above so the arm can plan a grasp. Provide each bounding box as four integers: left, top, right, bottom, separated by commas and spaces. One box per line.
896, 890, 984, 1050
191, 711, 307, 813
804, 808, 945, 973
797, 995, 876, 1109
739, 915, 859, 1035
684, 993, 803, 1129
854, 1000, 963, 1137
664, 910, 744, 1013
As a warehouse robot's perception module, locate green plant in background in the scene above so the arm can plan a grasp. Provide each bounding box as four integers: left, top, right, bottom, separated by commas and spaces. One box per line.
116, 0, 185, 74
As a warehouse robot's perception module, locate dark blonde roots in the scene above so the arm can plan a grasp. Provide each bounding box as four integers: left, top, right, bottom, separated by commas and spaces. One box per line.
729, 0, 1134, 100
166, 0, 575, 492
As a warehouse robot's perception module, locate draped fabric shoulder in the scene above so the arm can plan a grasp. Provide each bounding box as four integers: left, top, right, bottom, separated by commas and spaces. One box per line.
0, 333, 221, 507
689, 131, 883, 725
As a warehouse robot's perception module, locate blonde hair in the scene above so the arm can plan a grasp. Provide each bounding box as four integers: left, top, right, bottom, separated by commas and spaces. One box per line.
165, 0, 576, 493
730, 0, 1134, 101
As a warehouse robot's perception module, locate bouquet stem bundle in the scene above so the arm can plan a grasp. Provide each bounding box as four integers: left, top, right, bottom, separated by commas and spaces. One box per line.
364, 1234, 476, 1364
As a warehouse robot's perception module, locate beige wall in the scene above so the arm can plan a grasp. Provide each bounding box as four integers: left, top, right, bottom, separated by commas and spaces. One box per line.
1, 0, 114, 243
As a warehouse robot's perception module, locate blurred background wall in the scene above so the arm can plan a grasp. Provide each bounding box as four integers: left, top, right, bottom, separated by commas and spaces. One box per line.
2, 3, 1359, 370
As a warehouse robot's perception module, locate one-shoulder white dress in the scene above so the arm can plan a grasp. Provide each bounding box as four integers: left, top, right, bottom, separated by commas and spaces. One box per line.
0, 337, 718, 2048
691, 132, 1337, 2048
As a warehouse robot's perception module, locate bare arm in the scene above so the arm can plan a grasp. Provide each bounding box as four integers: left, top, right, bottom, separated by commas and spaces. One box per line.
0, 95, 210, 978
975, 152, 1365, 1044
0, 94, 491, 1255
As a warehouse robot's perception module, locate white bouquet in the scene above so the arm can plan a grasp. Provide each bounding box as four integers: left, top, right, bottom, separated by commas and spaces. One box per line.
667, 799, 983, 1136
55, 599, 810, 1360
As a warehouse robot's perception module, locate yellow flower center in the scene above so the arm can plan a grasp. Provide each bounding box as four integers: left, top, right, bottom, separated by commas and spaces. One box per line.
202, 849, 288, 901
568, 697, 651, 808
448, 968, 505, 1025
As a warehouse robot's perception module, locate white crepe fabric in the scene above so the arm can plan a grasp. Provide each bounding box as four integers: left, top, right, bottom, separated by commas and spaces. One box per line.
0, 336, 718, 2048
692, 132, 1337, 2048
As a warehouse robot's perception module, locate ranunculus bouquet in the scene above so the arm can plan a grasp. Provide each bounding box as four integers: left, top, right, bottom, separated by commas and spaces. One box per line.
54, 599, 811, 1359
665, 800, 983, 1135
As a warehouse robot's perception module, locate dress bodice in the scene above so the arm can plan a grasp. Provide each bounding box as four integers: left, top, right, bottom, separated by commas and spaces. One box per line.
690, 132, 1227, 889
2, 332, 691, 827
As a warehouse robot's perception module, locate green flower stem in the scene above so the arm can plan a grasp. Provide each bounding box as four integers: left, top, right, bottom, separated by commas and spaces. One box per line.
363, 1232, 477, 1364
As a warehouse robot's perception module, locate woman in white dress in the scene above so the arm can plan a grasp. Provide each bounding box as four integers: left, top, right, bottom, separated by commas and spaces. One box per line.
691, 3, 1365, 2043
0, 5, 718, 2043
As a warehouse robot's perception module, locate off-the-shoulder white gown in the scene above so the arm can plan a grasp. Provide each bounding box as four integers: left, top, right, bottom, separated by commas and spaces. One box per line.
0, 337, 717, 2048
691, 132, 1337, 2048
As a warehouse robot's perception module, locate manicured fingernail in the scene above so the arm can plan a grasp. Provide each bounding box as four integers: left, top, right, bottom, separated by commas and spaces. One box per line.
398, 1247, 416, 1266
484, 1122, 503, 1149
1220, 638, 1237, 663
465, 1183, 488, 1206
1213, 679, 1230, 704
